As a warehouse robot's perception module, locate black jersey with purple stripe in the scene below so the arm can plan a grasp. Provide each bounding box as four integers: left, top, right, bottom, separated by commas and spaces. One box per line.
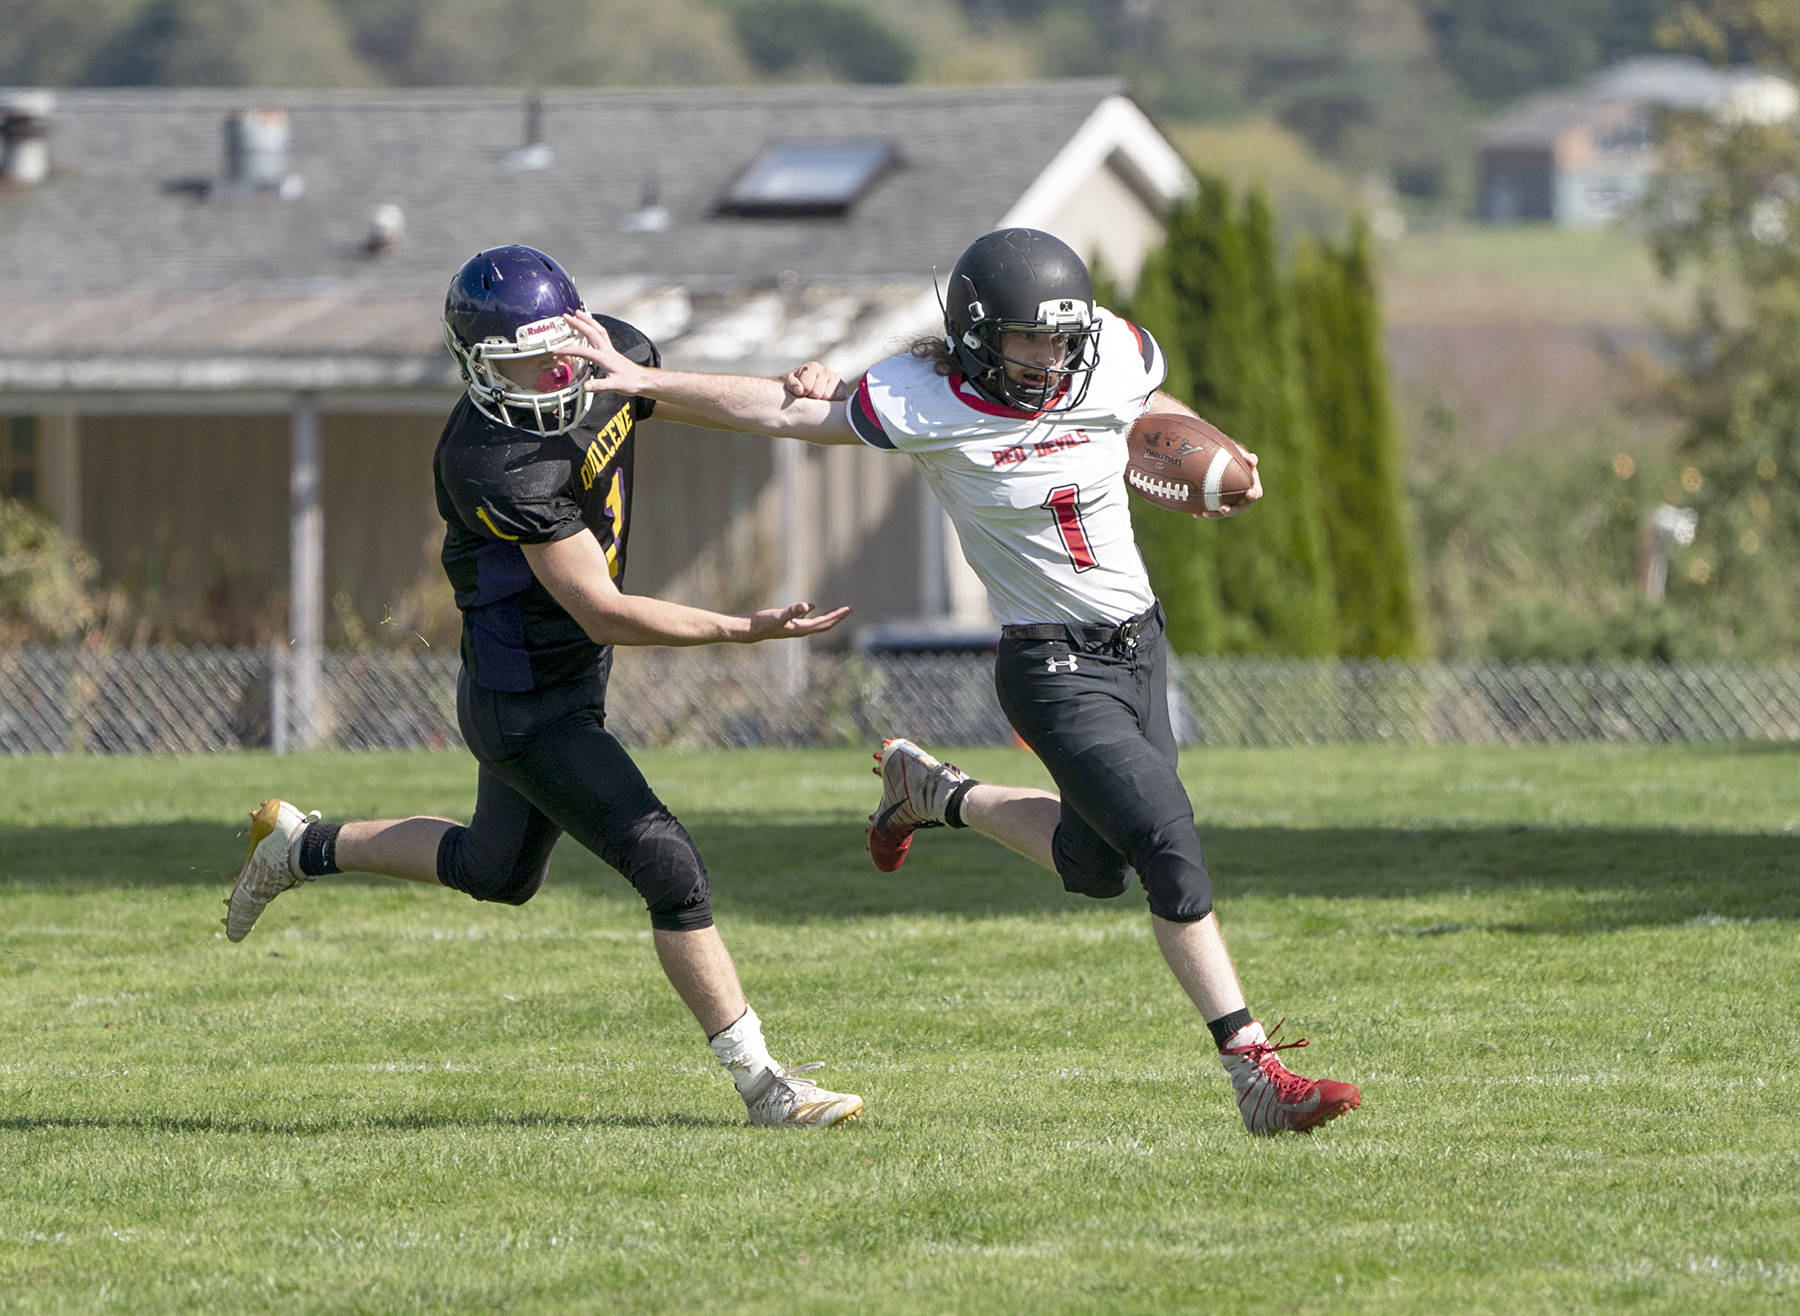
433, 315, 658, 693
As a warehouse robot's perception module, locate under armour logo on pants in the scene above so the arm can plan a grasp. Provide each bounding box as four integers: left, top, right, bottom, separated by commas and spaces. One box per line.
1045, 654, 1079, 673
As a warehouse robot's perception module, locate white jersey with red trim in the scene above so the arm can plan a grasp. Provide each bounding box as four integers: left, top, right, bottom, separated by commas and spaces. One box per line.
847, 307, 1166, 625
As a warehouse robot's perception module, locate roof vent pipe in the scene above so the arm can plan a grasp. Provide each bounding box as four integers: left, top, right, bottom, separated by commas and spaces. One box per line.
224, 107, 292, 192
505, 94, 553, 172
1, 90, 54, 186
365, 202, 405, 254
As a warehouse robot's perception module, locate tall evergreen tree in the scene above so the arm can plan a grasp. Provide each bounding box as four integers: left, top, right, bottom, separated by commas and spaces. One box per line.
1294, 220, 1423, 658
1229, 188, 1336, 657
1125, 242, 1224, 652
1127, 178, 1335, 656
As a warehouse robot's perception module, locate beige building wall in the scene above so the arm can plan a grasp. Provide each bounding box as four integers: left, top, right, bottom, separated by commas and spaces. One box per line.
67, 407, 931, 647
80, 413, 291, 641
635, 419, 925, 637
320, 414, 451, 641
76, 412, 443, 645
1044, 160, 1169, 298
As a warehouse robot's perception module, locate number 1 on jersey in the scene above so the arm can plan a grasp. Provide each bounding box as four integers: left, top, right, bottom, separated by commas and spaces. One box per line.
601, 469, 624, 579
1043, 484, 1097, 572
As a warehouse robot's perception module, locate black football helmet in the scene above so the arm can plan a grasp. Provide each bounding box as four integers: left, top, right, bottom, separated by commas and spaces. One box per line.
940, 227, 1101, 412
442, 245, 595, 435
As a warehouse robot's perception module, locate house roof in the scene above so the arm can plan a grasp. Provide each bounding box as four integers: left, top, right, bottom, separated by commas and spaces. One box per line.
0, 80, 1190, 406
1479, 55, 1797, 151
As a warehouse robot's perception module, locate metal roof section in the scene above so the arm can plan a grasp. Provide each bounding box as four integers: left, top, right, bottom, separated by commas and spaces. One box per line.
0, 279, 934, 410
0, 82, 1125, 292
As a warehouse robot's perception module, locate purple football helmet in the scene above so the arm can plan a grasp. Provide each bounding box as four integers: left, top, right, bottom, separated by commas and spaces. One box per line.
442, 245, 595, 435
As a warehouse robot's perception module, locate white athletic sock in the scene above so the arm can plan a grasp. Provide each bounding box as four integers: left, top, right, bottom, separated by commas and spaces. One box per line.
708, 1005, 778, 1097
286, 827, 310, 882
1219, 1019, 1266, 1064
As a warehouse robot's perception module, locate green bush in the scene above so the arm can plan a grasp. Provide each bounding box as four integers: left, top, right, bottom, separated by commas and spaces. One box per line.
1484, 596, 1693, 663
0, 498, 98, 644
1409, 434, 1701, 660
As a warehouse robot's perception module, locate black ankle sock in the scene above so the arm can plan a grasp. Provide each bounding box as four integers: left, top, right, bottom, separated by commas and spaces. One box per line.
296, 821, 343, 877
1206, 1008, 1255, 1051
944, 779, 978, 828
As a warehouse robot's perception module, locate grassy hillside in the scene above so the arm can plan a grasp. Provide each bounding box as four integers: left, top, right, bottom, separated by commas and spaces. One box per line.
1365, 223, 1695, 657
1378, 225, 1689, 328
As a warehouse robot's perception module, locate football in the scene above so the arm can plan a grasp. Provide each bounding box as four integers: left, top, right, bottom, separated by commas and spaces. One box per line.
1125, 412, 1255, 516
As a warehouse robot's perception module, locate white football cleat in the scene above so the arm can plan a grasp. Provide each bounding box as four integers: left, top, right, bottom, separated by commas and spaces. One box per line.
743, 1064, 863, 1129
223, 798, 319, 942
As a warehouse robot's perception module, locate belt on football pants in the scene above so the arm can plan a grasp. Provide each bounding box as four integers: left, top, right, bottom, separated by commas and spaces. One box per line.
1000, 603, 1162, 651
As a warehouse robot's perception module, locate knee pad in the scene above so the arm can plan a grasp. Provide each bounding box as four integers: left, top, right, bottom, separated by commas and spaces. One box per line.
1134, 821, 1214, 923
1053, 826, 1133, 900
436, 824, 549, 907
618, 812, 714, 932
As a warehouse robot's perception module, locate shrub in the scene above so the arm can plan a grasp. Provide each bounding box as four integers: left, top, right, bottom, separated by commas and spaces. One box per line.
0, 498, 98, 644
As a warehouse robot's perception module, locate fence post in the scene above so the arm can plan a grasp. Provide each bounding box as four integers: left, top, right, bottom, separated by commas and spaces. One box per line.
775, 442, 809, 704
270, 643, 288, 757
289, 393, 323, 749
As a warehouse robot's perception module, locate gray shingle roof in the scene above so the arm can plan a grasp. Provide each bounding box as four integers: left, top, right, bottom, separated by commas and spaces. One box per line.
4, 80, 1125, 299
0, 79, 1142, 394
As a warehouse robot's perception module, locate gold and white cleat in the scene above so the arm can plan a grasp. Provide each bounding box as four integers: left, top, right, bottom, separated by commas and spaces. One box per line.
223, 799, 318, 942
744, 1064, 863, 1129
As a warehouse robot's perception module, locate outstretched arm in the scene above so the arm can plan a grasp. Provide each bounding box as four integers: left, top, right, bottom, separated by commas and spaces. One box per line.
778, 360, 850, 402
557, 310, 859, 444
523, 530, 849, 646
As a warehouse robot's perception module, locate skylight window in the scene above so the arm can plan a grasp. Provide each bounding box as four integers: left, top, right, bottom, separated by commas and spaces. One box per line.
716, 141, 898, 217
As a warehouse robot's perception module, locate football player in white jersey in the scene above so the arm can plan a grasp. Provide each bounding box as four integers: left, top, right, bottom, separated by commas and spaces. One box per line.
553, 227, 1360, 1136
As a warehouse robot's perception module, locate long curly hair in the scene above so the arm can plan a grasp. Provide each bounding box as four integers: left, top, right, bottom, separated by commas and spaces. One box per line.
907, 333, 957, 376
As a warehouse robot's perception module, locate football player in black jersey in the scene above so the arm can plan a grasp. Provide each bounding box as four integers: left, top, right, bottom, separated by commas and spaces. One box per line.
224, 245, 860, 1129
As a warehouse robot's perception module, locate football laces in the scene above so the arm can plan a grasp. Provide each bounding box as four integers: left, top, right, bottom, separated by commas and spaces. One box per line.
1127, 468, 1189, 503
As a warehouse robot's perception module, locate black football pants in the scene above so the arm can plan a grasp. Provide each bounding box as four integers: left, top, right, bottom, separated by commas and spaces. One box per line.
992, 603, 1214, 923
435, 667, 714, 931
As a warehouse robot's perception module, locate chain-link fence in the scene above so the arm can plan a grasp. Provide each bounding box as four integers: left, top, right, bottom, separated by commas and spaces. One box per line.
2, 645, 1798, 755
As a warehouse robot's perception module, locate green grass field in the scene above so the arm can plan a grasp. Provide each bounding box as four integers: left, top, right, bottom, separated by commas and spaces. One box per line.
1377, 224, 1691, 329
3, 744, 1798, 1313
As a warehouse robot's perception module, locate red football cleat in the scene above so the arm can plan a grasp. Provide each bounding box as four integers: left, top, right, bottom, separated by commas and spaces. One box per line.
1219, 1020, 1361, 1135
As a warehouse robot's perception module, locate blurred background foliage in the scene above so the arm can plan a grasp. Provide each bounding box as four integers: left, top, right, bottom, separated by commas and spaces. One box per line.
4, 0, 1797, 661
0, 500, 97, 645
0, 0, 1683, 214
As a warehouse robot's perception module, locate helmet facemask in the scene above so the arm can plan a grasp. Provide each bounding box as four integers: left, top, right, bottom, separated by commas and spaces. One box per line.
948, 285, 1101, 412
443, 312, 596, 437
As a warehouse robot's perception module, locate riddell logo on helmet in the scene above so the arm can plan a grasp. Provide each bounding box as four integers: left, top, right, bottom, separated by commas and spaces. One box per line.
1037, 297, 1090, 326
514, 317, 564, 343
